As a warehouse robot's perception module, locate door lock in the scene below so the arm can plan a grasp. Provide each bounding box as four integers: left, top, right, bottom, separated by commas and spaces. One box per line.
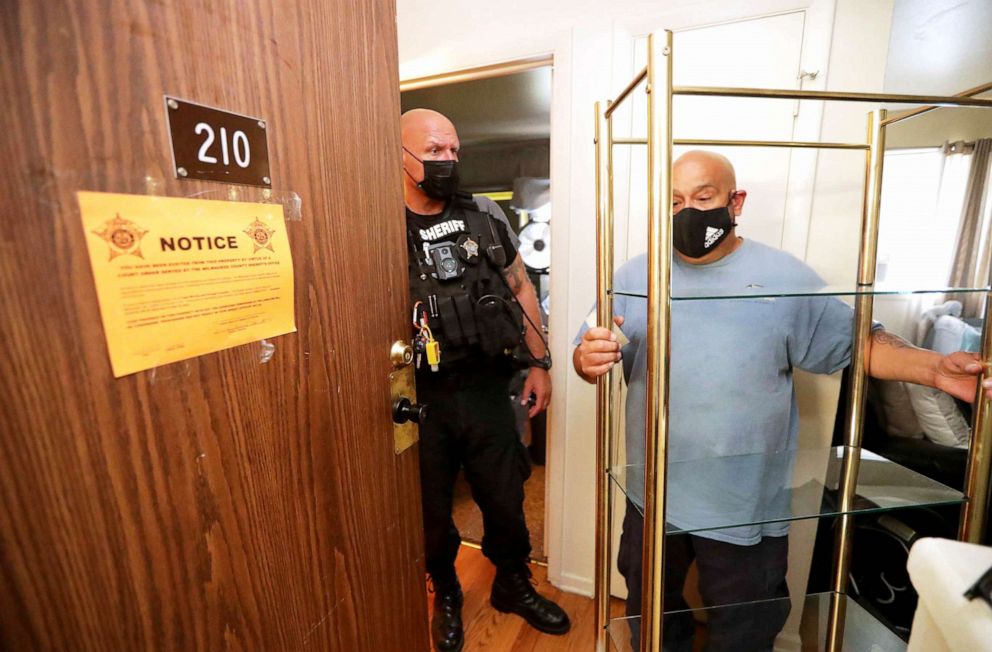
391, 340, 414, 368
389, 339, 421, 454
392, 397, 428, 425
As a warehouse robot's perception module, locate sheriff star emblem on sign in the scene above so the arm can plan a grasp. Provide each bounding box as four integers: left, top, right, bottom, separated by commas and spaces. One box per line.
92, 214, 148, 261
244, 218, 276, 253
460, 237, 480, 259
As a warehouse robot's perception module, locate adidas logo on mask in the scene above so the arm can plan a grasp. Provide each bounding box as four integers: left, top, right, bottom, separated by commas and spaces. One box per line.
704, 226, 724, 249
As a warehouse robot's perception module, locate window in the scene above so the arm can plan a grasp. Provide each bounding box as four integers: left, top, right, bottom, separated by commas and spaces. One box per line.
876, 148, 971, 288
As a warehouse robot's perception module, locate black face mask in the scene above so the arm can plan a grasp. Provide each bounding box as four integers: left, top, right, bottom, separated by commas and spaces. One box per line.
672, 194, 737, 258
403, 147, 460, 200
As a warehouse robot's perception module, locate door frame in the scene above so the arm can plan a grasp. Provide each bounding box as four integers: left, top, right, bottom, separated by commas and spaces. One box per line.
400, 54, 552, 92
399, 54, 558, 569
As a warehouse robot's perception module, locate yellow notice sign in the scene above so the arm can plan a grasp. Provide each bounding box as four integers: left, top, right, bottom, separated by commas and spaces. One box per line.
77, 192, 297, 377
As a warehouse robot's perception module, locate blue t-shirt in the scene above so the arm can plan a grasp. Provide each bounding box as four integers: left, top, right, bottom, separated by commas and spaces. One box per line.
574, 239, 857, 544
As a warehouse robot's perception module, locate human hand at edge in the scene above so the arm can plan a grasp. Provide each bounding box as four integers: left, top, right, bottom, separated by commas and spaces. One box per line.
575, 316, 624, 381
522, 366, 552, 418
932, 351, 992, 402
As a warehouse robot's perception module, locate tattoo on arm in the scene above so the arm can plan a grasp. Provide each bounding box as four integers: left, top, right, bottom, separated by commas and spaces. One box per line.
504, 256, 528, 294
872, 329, 912, 349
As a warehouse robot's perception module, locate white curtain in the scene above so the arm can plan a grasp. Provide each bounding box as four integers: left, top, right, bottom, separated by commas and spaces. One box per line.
947, 138, 992, 317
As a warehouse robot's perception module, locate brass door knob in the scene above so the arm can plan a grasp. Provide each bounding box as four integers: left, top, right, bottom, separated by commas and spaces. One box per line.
390, 340, 414, 368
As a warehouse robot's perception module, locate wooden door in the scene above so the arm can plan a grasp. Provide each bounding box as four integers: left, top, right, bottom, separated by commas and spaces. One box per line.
0, 1, 428, 649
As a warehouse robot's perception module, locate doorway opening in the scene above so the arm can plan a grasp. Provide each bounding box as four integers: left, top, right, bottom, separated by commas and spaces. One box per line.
401, 62, 553, 561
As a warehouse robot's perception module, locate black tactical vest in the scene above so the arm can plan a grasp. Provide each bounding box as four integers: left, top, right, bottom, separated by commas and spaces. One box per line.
407, 196, 525, 371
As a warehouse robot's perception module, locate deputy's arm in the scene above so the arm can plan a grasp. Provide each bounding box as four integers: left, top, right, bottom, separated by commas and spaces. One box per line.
865, 329, 991, 401
504, 254, 551, 416
505, 254, 545, 359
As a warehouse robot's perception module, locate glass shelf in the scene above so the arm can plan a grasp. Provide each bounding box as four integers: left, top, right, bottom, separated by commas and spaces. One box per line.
608, 446, 964, 535
607, 592, 906, 652
609, 283, 990, 301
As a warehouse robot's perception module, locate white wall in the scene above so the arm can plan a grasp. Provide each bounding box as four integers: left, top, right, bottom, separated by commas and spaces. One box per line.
883, 0, 992, 96
398, 0, 899, 598
399, 0, 594, 81
803, 0, 894, 290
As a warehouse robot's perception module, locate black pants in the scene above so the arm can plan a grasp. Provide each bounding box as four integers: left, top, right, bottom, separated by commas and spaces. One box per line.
618, 501, 790, 652
417, 370, 532, 582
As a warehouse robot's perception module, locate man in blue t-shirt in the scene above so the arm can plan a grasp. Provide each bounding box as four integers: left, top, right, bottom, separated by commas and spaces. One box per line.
573, 150, 990, 651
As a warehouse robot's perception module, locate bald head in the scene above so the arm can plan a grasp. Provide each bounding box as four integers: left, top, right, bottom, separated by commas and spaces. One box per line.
674, 150, 737, 190
401, 109, 459, 152
672, 149, 742, 215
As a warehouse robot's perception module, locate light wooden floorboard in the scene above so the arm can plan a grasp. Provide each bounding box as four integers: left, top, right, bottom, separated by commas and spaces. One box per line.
427, 545, 600, 651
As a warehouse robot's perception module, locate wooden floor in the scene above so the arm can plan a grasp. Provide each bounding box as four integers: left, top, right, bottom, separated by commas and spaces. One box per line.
428, 545, 601, 651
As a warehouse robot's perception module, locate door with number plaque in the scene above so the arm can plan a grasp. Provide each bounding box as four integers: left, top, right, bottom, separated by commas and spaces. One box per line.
0, 0, 428, 649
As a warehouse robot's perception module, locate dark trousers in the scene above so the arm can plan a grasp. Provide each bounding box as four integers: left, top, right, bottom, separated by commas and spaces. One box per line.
417, 371, 532, 583
618, 500, 790, 652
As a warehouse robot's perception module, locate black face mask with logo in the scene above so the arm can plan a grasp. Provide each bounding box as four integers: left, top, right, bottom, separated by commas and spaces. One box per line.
403, 147, 461, 200
672, 193, 738, 258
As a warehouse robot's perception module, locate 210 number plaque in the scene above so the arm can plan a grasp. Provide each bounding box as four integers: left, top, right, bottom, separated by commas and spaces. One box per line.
164, 96, 271, 187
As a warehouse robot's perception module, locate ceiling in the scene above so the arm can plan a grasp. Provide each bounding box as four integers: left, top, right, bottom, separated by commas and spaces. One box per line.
400, 67, 552, 146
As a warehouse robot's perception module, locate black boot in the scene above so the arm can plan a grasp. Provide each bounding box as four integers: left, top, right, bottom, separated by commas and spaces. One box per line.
430, 577, 464, 652
490, 565, 571, 635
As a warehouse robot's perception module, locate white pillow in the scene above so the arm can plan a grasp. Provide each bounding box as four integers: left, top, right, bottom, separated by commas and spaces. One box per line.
874, 380, 924, 439
904, 383, 970, 449
931, 315, 974, 354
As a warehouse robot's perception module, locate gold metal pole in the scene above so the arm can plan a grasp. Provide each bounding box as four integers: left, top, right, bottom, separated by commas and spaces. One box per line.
882, 81, 992, 126
958, 174, 992, 542
825, 108, 887, 652
605, 66, 648, 118
607, 111, 616, 298
593, 100, 616, 652
960, 292, 992, 542
673, 86, 992, 108
677, 138, 868, 150
612, 137, 869, 150
641, 30, 674, 652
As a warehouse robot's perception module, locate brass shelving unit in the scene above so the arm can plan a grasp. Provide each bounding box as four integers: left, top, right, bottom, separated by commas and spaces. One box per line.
592, 29, 992, 652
